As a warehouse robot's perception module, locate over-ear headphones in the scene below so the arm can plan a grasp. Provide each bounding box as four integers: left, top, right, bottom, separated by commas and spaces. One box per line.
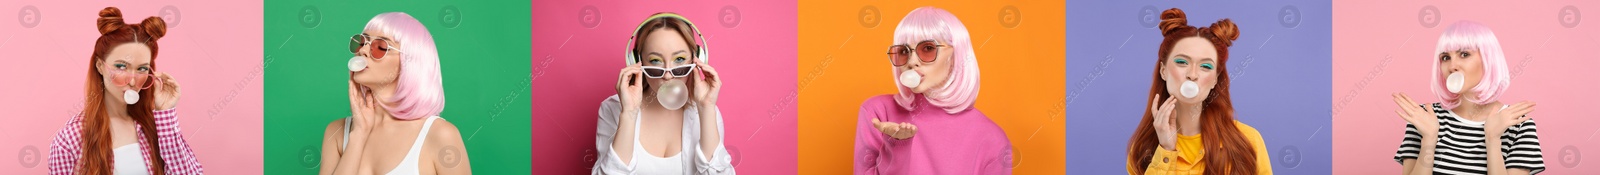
625, 13, 710, 65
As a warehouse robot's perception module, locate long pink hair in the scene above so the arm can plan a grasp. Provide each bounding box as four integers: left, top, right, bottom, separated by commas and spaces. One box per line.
365, 12, 445, 120
1431, 21, 1509, 108
891, 6, 980, 114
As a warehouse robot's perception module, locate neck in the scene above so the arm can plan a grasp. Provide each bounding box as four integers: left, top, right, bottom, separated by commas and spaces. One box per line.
1174, 101, 1204, 136
1450, 94, 1500, 121
366, 83, 409, 125
102, 92, 132, 120
370, 83, 397, 105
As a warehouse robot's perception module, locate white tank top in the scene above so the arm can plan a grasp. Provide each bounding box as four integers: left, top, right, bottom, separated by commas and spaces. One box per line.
113, 144, 148, 175
344, 116, 441, 175
629, 111, 686, 174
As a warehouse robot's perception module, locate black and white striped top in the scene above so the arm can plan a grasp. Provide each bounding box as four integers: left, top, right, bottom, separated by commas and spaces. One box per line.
1394, 103, 1544, 174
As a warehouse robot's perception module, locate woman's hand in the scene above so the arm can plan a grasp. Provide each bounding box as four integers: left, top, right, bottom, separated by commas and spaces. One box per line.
1150, 95, 1178, 151
1485, 101, 1534, 136
616, 64, 645, 114
872, 118, 917, 140
692, 62, 722, 107
153, 72, 180, 110
348, 79, 383, 135
1392, 93, 1439, 137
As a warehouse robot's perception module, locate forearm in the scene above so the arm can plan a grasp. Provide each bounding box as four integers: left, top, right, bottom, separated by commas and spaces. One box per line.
698, 106, 721, 156
610, 110, 637, 164
1485, 133, 1509, 175
1406, 136, 1438, 175
151, 108, 203, 174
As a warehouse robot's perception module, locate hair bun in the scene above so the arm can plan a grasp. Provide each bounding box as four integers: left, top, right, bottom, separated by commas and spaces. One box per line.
1158, 8, 1189, 36
139, 17, 167, 41
1207, 19, 1240, 47
97, 7, 125, 35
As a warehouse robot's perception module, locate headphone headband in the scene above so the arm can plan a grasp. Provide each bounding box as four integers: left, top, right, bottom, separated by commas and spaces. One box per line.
625, 13, 710, 65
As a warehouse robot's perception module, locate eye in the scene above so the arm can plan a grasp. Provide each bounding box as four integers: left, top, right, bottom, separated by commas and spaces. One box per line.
114, 63, 127, 70
1200, 63, 1214, 70
1459, 52, 1471, 58
1439, 54, 1451, 61
674, 56, 687, 63
137, 66, 150, 73
647, 57, 663, 65
1173, 58, 1188, 65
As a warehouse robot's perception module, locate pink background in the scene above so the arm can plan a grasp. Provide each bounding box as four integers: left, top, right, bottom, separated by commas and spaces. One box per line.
531, 0, 798, 174
0, 0, 264, 174
1334, 1, 1599, 174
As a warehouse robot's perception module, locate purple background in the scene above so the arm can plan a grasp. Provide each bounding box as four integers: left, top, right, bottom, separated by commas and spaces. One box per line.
1066, 0, 1332, 174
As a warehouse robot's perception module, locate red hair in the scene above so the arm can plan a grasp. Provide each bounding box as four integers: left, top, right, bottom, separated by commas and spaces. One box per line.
1125, 8, 1256, 175
77, 7, 168, 175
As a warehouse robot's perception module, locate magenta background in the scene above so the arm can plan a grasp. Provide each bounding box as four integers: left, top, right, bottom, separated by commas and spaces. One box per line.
1333, 1, 1599, 174
0, 1, 264, 174
531, 0, 798, 174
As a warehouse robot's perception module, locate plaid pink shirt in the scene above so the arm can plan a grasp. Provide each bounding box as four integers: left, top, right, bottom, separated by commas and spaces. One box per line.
48, 108, 204, 175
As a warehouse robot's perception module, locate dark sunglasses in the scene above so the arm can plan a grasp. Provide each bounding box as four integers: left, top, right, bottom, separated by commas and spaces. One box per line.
641, 64, 697, 78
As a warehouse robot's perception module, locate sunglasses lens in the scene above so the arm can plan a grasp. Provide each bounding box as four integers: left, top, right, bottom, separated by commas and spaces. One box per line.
671, 66, 695, 76
135, 74, 154, 89
642, 68, 666, 78
917, 42, 939, 62
888, 46, 909, 66
349, 35, 364, 53
369, 39, 389, 59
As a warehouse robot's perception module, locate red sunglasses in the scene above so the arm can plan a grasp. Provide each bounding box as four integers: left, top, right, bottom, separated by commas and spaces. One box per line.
350, 34, 398, 59
886, 41, 948, 66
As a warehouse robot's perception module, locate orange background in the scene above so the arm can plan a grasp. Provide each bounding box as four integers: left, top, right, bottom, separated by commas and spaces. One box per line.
798, 0, 1065, 174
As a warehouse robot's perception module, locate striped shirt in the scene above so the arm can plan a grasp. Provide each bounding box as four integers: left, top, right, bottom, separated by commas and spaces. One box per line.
1394, 103, 1544, 174
48, 108, 204, 175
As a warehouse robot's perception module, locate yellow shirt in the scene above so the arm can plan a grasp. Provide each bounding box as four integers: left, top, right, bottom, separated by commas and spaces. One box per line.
1127, 121, 1273, 175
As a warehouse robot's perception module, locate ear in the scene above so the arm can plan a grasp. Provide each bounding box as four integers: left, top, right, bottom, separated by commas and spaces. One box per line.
1158, 63, 1170, 81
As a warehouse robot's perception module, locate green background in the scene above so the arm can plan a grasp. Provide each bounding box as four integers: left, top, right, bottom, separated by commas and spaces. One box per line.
264, 0, 531, 174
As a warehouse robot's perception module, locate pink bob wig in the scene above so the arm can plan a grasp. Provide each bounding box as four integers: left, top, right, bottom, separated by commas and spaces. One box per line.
1431, 21, 1510, 109
367, 12, 445, 120
891, 6, 980, 114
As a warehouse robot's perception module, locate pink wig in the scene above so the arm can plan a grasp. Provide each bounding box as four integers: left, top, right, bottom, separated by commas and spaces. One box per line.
891, 7, 980, 114
1431, 21, 1509, 109
367, 12, 446, 120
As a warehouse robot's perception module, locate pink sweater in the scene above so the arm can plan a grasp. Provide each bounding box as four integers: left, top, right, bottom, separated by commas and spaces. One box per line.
854, 95, 1013, 175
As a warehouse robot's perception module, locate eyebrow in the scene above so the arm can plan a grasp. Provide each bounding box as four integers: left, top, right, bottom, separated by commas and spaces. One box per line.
1172, 54, 1215, 62
904, 39, 938, 45
110, 58, 151, 67
647, 50, 689, 58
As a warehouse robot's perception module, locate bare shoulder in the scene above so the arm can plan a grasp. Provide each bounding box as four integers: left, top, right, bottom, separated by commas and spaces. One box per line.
323, 118, 347, 140
426, 118, 465, 143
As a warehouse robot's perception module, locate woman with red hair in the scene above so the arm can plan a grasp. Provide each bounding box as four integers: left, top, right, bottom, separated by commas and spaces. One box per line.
48, 7, 203, 175
1124, 8, 1272, 175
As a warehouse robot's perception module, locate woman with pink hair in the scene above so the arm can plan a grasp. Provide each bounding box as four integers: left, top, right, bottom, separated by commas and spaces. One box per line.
1391, 21, 1545, 175
318, 12, 472, 175
853, 6, 1012, 174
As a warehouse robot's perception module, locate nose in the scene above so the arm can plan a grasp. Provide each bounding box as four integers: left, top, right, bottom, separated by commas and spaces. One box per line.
356, 44, 373, 57
905, 53, 923, 68
1184, 66, 1199, 80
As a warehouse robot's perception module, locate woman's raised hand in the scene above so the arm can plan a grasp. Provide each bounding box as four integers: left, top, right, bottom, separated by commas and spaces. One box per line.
1392, 93, 1439, 137
1150, 95, 1178, 151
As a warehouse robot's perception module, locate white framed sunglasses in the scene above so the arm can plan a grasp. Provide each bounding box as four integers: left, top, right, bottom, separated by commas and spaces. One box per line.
640, 64, 697, 78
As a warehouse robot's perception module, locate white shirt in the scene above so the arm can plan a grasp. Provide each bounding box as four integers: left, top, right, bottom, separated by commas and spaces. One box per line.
592, 95, 736, 175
